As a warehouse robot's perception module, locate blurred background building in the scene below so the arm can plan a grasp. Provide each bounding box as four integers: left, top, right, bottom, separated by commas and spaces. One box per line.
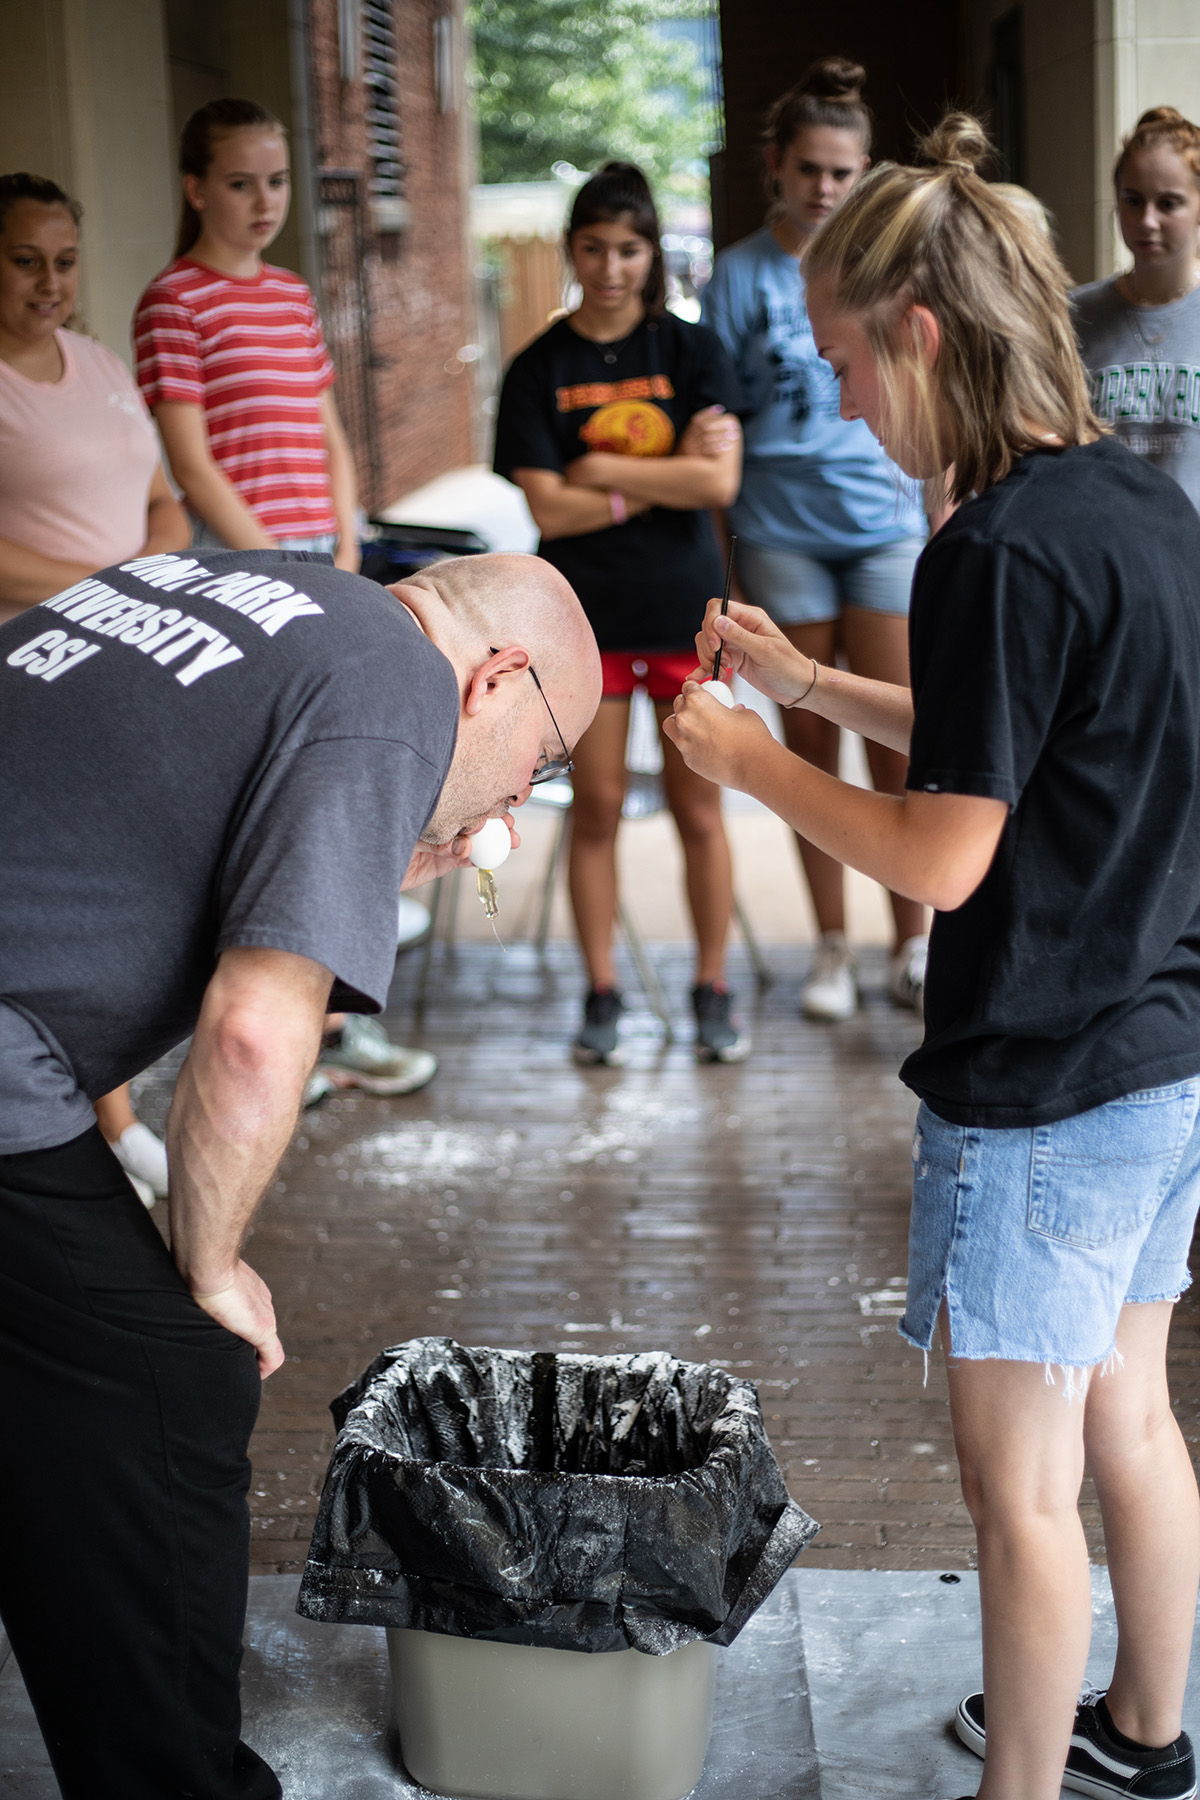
2, 0, 1199, 516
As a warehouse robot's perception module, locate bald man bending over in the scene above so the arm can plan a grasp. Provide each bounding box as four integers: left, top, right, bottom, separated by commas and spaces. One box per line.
0, 549, 600, 1800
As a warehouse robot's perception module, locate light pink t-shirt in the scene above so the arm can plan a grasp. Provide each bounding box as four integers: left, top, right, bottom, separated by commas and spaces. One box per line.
0, 329, 160, 566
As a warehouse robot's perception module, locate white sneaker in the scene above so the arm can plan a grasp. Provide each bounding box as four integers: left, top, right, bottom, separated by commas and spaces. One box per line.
113, 1120, 169, 1198
317, 1016, 438, 1096
889, 935, 928, 1016
802, 933, 859, 1022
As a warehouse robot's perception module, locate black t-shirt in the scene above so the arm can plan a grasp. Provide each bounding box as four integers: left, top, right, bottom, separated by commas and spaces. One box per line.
902, 436, 1200, 1126
0, 550, 459, 1152
493, 312, 739, 652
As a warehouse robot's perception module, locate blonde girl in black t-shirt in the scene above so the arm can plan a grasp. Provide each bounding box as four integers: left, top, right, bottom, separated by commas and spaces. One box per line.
495, 162, 748, 1065
667, 115, 1200, 1800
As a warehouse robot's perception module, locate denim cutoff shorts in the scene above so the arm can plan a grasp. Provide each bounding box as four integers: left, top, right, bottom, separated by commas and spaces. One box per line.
736, 535, 924, 626
900, 1078, 1200, 1367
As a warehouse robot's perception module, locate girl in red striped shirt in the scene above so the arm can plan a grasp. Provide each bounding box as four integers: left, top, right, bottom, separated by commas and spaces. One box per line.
134, 98, 359, 571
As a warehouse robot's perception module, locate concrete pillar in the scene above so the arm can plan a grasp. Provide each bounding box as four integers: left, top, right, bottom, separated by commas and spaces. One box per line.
0, 0, 177, 364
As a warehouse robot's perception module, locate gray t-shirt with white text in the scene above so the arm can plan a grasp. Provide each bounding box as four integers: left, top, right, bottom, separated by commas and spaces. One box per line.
0, 550, 459, 1153
1072, 277, 1200, 515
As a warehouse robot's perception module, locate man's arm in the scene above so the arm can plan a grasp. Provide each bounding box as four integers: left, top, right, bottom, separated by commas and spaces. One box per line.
167, 945, 332, 1375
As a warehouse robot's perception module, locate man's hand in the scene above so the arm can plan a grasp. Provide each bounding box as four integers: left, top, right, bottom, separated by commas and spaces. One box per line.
662, 681, 772, 788
678, 405, 740, 459
193, 1261, 285, 1377
403, 813, 521, 889
168, 948, 330, 1377
692, 597, 816, 710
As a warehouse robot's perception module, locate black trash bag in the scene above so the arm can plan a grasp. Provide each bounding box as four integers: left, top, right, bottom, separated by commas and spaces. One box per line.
296, 1337, 819, 1656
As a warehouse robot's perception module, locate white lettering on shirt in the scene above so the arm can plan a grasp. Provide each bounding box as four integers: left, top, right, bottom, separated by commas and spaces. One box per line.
124, 554, 325, 635
6, 629, 102, 681
175, 636, 244, 685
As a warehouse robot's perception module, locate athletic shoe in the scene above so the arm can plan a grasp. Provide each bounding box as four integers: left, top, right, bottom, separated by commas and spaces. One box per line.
113, 1120, 169, 1198
889, 934, 928, 1015
692, 982, 751, 1063
955, 1689, 1197, 1799
316, 1016, 438, 1095
302, 1070, 337, 1108
573, 988, 625, 1066
802, 933, 858, 1022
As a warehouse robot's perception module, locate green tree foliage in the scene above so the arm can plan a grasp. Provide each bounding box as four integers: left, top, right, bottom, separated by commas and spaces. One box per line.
468, 0, 716, 195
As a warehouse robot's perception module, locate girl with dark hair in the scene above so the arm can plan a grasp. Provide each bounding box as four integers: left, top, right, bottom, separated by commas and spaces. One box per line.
703, 58, 929, 1024
670, 111, 1200, 1800
0, 170, 189, 1205
1073, 106, 1200, 514
133, 98, 359, 570
494, 160, 749, 1066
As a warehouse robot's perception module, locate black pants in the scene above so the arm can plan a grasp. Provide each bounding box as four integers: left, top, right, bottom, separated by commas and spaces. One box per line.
0, 1126, 280, 1800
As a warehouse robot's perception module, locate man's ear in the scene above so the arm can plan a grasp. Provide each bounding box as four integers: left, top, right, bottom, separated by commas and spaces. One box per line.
463, 644, 530, 717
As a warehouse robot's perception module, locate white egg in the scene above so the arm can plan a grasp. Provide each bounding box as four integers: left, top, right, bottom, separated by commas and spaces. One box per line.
699, 678, 735, 709
468, 817, 512, 869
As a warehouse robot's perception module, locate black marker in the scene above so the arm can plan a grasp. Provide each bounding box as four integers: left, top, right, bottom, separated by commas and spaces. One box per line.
710, 535, 737, 684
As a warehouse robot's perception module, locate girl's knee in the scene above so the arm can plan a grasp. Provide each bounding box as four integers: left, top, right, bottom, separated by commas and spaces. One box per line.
572, 790, 625, 840
670, 798, 726, 847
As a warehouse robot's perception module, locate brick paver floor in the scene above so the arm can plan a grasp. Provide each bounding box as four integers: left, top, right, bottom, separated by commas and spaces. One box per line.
136, 938, 1200, 1576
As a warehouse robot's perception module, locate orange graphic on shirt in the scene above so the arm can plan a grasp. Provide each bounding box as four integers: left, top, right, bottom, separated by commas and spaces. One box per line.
579, 400, 676, 457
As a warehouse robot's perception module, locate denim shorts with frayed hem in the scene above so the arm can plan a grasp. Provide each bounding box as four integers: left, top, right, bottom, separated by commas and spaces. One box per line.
900, 1078, 1200, 1366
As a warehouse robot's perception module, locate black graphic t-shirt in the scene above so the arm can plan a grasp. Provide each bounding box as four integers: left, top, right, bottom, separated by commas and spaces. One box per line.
493, 312, 739, 651
0, 550, 459, 1152
902, 437, 1200, 1127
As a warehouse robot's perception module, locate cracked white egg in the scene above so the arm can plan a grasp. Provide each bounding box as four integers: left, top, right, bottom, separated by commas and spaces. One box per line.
468, 817, 512, 869
699, 679, 735, 708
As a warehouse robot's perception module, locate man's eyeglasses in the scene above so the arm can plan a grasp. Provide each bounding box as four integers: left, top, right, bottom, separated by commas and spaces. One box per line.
491, 650, 575, 786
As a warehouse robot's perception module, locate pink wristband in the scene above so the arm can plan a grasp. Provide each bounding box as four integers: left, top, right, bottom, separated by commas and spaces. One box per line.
609, 490, 627, 525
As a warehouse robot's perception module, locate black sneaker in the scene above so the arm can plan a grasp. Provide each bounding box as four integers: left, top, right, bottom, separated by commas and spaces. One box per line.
691, 982, 750, 1064
573, 988, 625, 1066
955, 1689, 1197, 1799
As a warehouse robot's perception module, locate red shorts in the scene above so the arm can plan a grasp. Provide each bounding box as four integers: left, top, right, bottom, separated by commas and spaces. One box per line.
599, 650, 697, 701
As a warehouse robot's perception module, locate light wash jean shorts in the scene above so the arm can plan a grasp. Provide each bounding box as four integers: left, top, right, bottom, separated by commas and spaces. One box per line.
900, 1078, 1200, 1369
190, 521, 337, 556
735, 534, 925, 626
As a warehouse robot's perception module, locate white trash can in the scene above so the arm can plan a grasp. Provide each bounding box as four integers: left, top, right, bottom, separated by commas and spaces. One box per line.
387, 1627, 718, 1800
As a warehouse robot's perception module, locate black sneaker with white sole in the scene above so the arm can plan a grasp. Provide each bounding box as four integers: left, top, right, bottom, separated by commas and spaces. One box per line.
692, 982, 750, 1063
956, 1689, 1196, 1800
573, 987, 625, 1065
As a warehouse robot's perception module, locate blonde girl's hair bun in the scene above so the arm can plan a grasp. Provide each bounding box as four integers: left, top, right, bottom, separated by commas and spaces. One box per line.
797, 56, 866, 104
802, 106, 1101, 503
920, 112, 991, 177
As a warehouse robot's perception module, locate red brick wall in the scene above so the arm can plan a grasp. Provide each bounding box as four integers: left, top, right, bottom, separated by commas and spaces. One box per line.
307, 0, 477, 511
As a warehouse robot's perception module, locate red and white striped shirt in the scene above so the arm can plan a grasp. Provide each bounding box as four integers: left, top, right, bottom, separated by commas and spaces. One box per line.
134, 258, 338, 540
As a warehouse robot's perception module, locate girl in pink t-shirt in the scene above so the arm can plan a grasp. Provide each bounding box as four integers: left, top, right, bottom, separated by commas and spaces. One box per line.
0, 170, 191, 1201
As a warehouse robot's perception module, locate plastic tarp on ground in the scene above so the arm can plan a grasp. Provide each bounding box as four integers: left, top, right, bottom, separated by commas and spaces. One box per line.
296, 1337, 819, 1655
